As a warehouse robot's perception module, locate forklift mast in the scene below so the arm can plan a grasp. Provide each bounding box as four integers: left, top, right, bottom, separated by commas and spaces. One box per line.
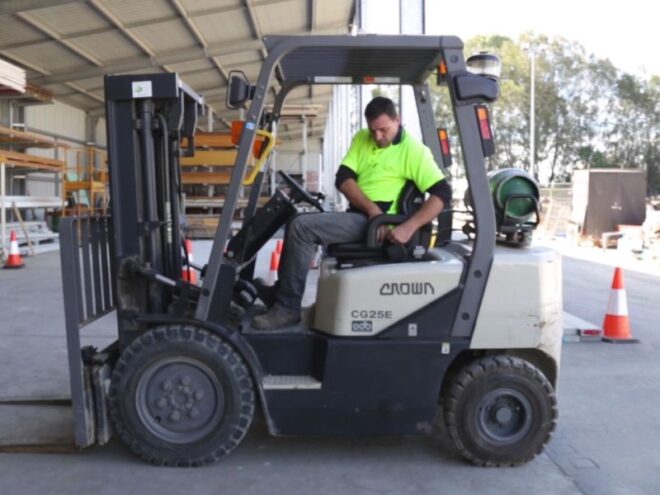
104, 74, 204, 344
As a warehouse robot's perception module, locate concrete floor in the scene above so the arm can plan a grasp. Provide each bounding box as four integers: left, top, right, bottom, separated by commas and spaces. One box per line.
0, 244, 659, 494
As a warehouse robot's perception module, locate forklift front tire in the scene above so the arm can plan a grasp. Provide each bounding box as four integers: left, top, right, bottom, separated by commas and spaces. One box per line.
443, 355, 557, 467
109, 325, 255, 466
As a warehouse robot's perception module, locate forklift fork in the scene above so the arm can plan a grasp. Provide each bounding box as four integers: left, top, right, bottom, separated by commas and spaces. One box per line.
59, 215, 117, 447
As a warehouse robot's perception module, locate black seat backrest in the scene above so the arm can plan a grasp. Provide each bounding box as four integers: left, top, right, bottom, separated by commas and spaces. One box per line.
399, 181, 432, 253
398, 181, 425, 215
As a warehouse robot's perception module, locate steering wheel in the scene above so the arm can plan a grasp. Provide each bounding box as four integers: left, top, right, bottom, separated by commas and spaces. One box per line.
278, 170, 324, 212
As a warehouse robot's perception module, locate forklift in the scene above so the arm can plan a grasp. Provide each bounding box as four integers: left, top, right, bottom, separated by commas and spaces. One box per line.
59, 35, 562, 467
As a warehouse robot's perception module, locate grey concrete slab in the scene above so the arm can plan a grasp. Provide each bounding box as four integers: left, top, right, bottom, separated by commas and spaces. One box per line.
1, 248, 659, 494
553, 257, 660, 494
0, 419, 581, 495
563, 312, 600, 333
562, 312, 602, 342
0, 404, 73, 447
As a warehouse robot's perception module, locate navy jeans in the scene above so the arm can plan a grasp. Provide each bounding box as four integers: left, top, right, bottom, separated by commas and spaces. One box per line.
276, 212, 368, 310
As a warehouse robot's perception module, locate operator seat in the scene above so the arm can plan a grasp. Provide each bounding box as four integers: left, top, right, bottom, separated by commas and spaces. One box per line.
327, 181, 434, 262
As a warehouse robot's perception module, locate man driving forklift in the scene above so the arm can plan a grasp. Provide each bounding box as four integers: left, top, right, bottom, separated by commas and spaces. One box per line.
253, 96, 452, 330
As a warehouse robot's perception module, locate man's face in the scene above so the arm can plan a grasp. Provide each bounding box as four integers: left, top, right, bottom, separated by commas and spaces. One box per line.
367, 113, 400, 148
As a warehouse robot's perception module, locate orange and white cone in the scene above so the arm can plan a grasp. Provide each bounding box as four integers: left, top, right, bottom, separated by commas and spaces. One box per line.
602, 267, 638, 343
4, 230, 25, 269
310, 245, 323, 269
267, 250, 280, 285
181, 238, 198, 284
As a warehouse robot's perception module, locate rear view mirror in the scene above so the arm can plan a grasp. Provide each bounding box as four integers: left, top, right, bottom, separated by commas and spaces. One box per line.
226, 70, 256, 109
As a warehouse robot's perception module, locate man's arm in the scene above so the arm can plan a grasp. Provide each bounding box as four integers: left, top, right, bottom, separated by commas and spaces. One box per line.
338, 178, 383, 219
387, 195, 444, 244
336, 166, 389, 242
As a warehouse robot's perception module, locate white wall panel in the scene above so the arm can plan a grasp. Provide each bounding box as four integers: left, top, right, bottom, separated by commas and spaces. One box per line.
323, 85, 359, 207
26, 173, 59, 197
95, 118, 107, 147
25, 100, 86, 142
21, 101, 92, 198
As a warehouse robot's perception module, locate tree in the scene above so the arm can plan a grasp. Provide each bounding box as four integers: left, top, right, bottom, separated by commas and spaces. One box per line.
430, 33, 659, 192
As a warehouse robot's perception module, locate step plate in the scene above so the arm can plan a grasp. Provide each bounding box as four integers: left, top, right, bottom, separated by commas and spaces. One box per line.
262, 375, 322, 390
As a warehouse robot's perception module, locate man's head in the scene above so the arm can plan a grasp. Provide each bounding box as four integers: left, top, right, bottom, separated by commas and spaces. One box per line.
365, 96, 400, 148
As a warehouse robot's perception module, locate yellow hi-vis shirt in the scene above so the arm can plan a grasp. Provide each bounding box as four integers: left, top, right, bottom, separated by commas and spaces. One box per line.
341, 127, 445, 214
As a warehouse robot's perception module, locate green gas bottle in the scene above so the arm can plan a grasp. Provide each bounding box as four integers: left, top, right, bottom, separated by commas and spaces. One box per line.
487, 168, 539, 222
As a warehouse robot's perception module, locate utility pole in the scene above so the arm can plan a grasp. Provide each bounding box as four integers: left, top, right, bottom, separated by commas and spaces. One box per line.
301, 115, 308, 188
529, 45, 536, 180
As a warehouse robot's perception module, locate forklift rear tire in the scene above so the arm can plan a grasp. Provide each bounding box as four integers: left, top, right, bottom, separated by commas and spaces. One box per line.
443, 355, 557, 467
109, 325, 255, 466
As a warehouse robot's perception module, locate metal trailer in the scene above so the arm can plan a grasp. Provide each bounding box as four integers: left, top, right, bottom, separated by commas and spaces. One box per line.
60, 34, 562, 467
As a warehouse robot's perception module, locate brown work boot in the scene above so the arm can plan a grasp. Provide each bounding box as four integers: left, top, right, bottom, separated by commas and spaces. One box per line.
252, 303, 301, 330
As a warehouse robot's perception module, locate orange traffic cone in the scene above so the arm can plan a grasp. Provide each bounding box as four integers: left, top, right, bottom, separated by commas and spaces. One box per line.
310, 245, 322, 269
267, 250, 280, 285
602, 267, 638, 343
181, 238, 198, 284
275, 239, 283, 255
4, 230, 25, 269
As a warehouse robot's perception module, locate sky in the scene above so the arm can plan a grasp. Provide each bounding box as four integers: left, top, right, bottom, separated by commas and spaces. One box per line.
364, 0, 660, 77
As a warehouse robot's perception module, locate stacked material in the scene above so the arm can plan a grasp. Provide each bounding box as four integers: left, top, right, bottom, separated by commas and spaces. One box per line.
0, 58, 26, 95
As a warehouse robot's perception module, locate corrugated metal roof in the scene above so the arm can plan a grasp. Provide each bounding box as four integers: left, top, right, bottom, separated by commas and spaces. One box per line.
69, 32, 145, 62
102, 0, 175, 25
167, 59, 215, 73
6, 41, 85, 72
180, 0, 242, 11
132, 19, 199, 52
24, 3, 107, 36
0, 19, 43, 47
219, 50, 262, 67
0, 0, 356, 143
193, 10, 252, 43
256, 0, 307, 33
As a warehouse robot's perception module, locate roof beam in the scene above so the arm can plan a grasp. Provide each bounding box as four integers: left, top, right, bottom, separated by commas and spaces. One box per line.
15, 11, 103, 66
52, 62, 228, 97
16, 14, 347, 86
277, 124, 326, 139
88, 0, 156, 57
243, 0, 266, 59
308, 0, 316, 31
0, 0, 294, 51
204, 87, 333, 103
168, 0, 232, 132
169, 0, 228, 82
87, 0, 188, 82
243, 0, 282, 96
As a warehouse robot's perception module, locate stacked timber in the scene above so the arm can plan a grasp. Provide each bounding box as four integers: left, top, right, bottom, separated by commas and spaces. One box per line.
181, 131, 271, 238
0, 58, 26, 95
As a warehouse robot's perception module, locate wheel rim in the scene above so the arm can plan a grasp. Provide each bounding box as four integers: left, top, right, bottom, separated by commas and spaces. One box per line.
135, 357, 225, 444
476, 387, 533, 445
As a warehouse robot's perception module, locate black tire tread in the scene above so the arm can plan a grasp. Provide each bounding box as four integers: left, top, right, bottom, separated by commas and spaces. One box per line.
108, 325, 255, 467
443, 355, 557, 467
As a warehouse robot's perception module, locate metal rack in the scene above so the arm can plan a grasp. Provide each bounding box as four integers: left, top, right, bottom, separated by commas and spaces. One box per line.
62, 146, 109, 217
0, 124, 68, 257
